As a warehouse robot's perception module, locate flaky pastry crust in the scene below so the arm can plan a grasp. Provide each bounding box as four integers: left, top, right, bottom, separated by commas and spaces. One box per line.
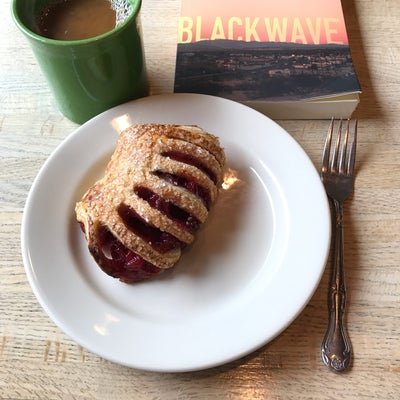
75, 124, 225, 283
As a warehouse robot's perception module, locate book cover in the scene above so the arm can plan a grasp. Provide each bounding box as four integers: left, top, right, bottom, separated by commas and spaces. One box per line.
173, 0, 361, 119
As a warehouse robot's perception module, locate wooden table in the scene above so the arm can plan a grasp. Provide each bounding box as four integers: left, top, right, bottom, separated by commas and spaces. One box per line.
1, 0, 399, 398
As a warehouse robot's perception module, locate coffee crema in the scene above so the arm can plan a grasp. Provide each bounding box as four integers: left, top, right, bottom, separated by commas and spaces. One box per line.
36, 0, 133, 41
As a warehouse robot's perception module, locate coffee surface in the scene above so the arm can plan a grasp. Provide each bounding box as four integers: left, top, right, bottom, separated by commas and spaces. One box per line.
36, 0, 118, 40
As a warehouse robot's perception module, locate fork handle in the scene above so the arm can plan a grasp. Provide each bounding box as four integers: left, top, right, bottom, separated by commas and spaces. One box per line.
321, 199, 352, 372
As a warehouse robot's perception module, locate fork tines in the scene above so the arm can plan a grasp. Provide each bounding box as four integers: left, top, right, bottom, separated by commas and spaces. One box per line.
322, 118, 358, 176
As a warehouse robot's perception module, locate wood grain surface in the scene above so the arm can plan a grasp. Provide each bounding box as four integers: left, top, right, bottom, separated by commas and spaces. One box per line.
1, 0, 399, 398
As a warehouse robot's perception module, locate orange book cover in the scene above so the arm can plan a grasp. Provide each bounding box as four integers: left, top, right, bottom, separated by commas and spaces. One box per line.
173, 0, 361, 119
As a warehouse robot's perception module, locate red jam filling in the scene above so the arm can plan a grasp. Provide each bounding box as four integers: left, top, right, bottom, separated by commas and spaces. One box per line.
134, 186, 201, 233
154, 171, 211, 210
118, 203, 184, 253
96, 225, 161, 283
161, 151, 217, 184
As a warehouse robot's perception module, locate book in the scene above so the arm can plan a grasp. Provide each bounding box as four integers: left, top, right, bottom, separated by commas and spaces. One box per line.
173, 0, 361, 119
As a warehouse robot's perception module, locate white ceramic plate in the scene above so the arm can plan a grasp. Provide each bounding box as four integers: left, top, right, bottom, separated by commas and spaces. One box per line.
21, 94, 330, 372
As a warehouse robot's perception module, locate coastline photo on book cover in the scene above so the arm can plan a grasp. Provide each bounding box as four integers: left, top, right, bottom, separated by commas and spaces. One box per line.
174, 0, 361, 119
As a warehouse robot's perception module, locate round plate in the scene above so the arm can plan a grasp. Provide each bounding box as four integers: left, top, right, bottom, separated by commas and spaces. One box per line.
21, 94, 330, 372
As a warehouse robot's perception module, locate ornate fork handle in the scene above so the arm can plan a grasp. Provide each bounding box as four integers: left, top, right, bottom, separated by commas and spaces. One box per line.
321, 199, 352, 372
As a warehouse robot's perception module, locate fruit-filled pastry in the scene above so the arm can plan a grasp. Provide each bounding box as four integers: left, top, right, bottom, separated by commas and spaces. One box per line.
75, 124, 225, 283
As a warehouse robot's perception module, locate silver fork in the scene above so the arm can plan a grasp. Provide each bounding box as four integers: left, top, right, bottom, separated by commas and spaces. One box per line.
320, 118, 358, 373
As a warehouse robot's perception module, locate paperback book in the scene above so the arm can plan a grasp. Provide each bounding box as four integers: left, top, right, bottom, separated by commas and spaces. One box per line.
174, 0, 361, 119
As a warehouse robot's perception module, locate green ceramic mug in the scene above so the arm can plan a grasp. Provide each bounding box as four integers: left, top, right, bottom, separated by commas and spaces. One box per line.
11, 0, 147, 124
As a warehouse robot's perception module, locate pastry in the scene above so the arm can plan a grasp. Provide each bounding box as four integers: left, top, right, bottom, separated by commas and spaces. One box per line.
75, 124, 225, 283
